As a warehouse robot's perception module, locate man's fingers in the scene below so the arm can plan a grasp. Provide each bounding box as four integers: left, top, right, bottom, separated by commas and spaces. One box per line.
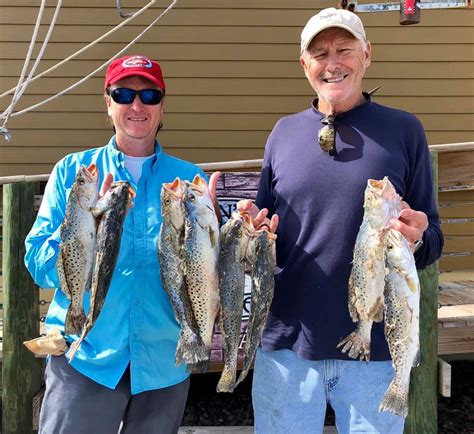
399, 208, 429, 231
208, 171, 222, 196
99, 173, 113, 197
390, 218, 423, 244
253, 208, 268, 228
269, 214, 279, 233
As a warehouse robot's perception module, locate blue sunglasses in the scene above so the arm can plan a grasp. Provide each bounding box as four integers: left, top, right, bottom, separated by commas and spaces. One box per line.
108, 88, 164, 105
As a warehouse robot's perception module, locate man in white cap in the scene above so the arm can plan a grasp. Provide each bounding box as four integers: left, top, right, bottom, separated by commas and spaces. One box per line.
239, 7, 443, 433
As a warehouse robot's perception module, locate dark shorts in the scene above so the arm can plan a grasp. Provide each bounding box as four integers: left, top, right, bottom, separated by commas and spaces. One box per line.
40, 355, 190, 434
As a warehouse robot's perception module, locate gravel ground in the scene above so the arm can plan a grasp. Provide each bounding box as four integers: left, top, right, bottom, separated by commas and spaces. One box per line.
182, 360, 474, 432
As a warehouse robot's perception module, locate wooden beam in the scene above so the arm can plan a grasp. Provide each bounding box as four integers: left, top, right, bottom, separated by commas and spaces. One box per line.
405, 152, 439, 434
438, 325, 474, 355
438, 357, 452, 398
2, 181, 42, 434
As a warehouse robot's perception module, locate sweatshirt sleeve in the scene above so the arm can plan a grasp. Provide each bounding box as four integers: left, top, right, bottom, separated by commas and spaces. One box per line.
255, 132, 276, 216
404, 117, 444, 269
24, 161, 68, 289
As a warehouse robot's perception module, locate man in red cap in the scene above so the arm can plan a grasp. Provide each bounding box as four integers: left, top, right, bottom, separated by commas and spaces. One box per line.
24, 55, 221, 433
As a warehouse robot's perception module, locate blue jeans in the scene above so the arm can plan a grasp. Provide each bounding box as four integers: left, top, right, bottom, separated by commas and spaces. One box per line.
252, 348, 405, 434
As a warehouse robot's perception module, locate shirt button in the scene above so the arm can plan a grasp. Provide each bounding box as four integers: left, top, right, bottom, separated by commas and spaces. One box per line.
132, 333, 138, 340
135, 298, 140, 305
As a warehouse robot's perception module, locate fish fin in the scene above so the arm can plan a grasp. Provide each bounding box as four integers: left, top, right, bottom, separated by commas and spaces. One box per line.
188, 359, 209, 374
216, 367, 236, 393
56, 251, 71, 299
379, 379, 409, 417
85, 268, 93, 293
64, 306, 86, 336
67, 338, 82, 362
209, 227, 219, 248
413, 349, 420, 367
175, 329, 208, 366
406, 275, 418, 293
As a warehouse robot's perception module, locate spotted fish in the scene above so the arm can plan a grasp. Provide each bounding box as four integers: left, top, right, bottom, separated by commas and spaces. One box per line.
235, 225, 276, 388
216, 212, 253, 392
158, 178, 208, 366
68, 181, 134, 361
56, 165, 99, 335
379, 229, 420, 417
338, 177, 401, 361
182, 175, 220, 372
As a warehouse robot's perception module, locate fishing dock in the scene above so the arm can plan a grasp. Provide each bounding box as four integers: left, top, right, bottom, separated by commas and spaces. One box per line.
0, 142, 473, 433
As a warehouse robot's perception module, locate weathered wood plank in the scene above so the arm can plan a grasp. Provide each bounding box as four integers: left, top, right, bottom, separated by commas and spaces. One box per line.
438, 325, 474, 355
438, 357, 452, 398
2, 181, 42, 434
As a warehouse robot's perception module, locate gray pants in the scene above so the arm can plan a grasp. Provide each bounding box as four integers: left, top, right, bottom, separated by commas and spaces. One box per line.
40, 355, 190, 434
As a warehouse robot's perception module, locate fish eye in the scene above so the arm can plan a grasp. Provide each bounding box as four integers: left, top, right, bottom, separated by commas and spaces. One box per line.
78, 178, 85, 185
387, 244, 393, 250
164, 198, 171, 206
188, 194, 195, 202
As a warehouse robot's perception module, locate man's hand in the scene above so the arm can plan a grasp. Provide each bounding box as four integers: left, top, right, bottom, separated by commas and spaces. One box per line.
208, 171, 222, 222
99, 173, 114, 198
389, 201, 428, 246
237, 199, 279, 233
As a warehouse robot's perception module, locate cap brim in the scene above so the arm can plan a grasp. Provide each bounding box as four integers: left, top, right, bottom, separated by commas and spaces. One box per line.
301, 24, 365, 53
105, 70, 165, 92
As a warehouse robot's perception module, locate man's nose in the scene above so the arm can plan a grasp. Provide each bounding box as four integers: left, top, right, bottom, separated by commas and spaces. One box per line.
325, 52, 341, 70
130, 94, 144, 110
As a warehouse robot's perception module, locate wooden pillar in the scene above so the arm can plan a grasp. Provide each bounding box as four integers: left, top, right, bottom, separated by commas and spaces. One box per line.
2, 182, 41, 434
405, 152, 439, 434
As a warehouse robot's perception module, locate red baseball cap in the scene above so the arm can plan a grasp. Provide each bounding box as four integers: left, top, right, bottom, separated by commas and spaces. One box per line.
104, 55, 166, 92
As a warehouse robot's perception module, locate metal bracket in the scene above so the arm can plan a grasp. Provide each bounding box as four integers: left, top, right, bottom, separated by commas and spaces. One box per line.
340, 0, 471, 12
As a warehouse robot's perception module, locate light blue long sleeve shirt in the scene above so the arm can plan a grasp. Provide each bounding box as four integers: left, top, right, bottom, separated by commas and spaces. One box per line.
24, 136, 206, 394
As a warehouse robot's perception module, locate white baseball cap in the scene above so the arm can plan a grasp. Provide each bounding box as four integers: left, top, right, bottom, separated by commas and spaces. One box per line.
300, 8, 367, 53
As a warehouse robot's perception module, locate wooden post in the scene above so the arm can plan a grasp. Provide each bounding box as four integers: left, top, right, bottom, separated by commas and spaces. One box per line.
404, 152, 439, 433
2, 182, 41, 434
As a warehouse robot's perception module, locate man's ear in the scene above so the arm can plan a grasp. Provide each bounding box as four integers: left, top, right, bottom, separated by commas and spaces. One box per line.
364, 40, 372, 68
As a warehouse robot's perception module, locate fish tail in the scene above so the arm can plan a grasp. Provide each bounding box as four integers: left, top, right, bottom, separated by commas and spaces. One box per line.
175, 329, 208, 366
67, 338, 82, 362
188, 359, 209, 374
216, 366, 236, 393
65, 306, 86, 335
379, 379, 409, 417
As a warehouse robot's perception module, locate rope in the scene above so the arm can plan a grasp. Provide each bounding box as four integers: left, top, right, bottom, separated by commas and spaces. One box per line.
1, 0, 62, 130
0, 0, 47, 138
0, 0, 159, 101
0, 0, 178, 120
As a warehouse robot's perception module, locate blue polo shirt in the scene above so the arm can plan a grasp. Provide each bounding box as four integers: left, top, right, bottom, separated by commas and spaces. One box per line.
24, 136, 206, 394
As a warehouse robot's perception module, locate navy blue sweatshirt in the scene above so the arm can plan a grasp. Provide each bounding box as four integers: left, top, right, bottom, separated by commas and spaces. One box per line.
255, 96, 443, 361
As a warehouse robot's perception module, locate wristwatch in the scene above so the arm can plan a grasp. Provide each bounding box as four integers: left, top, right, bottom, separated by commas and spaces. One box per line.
413, 238, 424, 253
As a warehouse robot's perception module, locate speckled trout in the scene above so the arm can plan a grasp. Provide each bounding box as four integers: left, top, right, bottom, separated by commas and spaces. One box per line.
216, 212, 253, 393
380, 229, 420, 417
56, 165, 99, 335
182, 175, 220, 372
68, 181, 134, 361
158, 178, 207, 366
338, 177, 402, 361
235, 226, 276, 388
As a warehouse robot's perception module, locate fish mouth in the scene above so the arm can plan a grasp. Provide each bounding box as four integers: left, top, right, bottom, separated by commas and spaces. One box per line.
187, 175, 208, 196
163, 178, 183, 199
83, 164, 98, 182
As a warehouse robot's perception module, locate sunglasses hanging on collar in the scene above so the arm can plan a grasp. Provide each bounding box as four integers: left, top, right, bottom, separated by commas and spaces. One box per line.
318, 115, 336, 156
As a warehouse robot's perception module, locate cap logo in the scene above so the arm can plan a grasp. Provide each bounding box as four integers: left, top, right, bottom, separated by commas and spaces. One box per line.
122, 56, 152, 69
